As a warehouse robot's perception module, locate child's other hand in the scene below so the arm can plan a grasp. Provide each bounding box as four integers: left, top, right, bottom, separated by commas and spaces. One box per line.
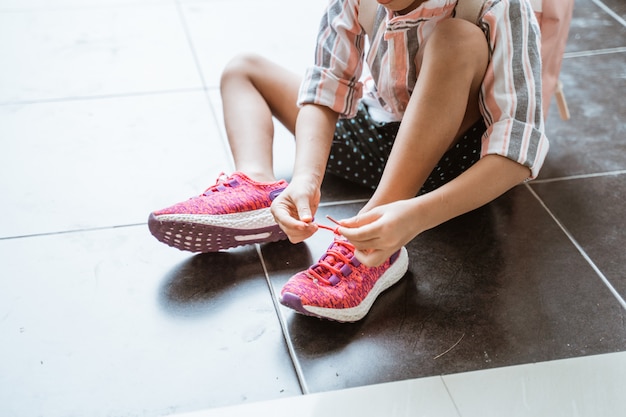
270, 178, 321, 244
338, 200, 419, 267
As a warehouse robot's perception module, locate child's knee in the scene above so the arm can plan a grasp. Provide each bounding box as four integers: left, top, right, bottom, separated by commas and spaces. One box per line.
220, 53, 266, 85
425, 18, 488, 67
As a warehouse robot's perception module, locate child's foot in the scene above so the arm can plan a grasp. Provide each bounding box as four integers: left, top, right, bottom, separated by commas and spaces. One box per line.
280, 237, 409, 322
148, 172, 288, 252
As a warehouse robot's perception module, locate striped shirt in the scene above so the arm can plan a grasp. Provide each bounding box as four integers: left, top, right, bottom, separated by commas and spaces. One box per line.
298, 0, 549, 179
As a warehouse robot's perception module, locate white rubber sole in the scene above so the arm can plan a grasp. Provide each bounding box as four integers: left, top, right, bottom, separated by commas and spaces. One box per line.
301, 247, 409, 322
154, 207, 276, 230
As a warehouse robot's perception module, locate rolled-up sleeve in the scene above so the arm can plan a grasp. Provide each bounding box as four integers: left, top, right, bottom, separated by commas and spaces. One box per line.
297, 0, 366, 118
480, 0, 549, 179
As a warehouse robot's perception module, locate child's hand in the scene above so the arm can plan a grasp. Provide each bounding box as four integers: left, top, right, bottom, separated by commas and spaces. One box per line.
270, 178, 321, 244
338, 200, 419, 267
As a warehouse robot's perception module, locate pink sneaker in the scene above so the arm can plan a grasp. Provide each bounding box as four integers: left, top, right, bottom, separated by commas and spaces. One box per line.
280, 237, 409, 322
149, 172, 288, 252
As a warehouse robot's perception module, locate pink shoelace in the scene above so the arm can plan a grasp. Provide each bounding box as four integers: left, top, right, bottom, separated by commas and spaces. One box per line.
307, 216, 362, 286
202, 172, 240, 196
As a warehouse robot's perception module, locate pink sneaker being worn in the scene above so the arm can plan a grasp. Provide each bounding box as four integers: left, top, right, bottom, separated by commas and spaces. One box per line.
148, 172, 288, 252
280, 237, 409, 322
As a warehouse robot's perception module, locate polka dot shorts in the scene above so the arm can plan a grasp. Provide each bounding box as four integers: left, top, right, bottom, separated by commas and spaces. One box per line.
326, 102, 485, 195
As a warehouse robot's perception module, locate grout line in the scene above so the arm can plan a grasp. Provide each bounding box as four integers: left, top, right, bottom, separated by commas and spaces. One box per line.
173, 0, 235, 171
440, 376, 464, 417
563, 46, 626, 59
0, 1, 178, 13
203, 91, 235, 173
0, 88, 205, 107
255, 244, 310, 396
319, 198, 369, 208
0, 223, 147, 241
590, 0, 626, 27
174, 0, 208, 90
530, 170, 626, 184
525, 184, 626, 311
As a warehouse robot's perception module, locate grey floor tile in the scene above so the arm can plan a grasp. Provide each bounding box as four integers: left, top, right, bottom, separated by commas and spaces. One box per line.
262, 186, 626, 393
541, 51, 626, 179
593, 0, 626, 22
0, 227, 301, 417
566, 0, 626, 53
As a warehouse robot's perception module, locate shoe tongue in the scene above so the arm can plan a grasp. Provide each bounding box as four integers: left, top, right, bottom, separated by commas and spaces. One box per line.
216, 172, 229, 183
203, 173, 239, 195
329, 238, 351, 255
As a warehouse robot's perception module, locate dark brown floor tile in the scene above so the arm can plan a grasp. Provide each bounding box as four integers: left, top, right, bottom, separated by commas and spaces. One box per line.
320, 173, 374, 203
262, 186, 626, 393
0, 228, 301, 417
597, 0, 626, 21
567, 0, 626, 53
530, 174, 626, 298
541, 51, 626, 179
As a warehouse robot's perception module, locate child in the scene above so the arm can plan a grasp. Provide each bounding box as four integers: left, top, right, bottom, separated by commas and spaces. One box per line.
149, 0, 547, 322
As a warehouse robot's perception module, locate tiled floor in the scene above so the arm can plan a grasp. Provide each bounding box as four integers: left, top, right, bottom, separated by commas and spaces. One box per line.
0, 0, 624, 416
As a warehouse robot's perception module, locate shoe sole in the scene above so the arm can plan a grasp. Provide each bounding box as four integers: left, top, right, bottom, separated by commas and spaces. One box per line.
280, 247, 409, 322
148, 207, 287, 252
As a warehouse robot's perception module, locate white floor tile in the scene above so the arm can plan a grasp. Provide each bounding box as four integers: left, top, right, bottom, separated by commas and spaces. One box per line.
0, 0, 171, 11
0, 91, 230, 237
164, 352, 626, 417
169, 376, 460, 417
0, 4, 201, 103
443, 352, 626, 417
181, 0, 328, 88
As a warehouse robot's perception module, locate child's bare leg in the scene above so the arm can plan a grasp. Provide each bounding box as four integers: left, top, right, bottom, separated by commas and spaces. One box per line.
365, 19, 489, 209
219, 54, 302, 182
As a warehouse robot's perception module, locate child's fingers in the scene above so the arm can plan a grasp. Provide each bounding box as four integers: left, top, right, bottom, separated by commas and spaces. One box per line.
338, 223, 379, 245
337, 210, 381, 230
272, 201, 307, 231
353, 248, 388, 267
297, 205, 314, 223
